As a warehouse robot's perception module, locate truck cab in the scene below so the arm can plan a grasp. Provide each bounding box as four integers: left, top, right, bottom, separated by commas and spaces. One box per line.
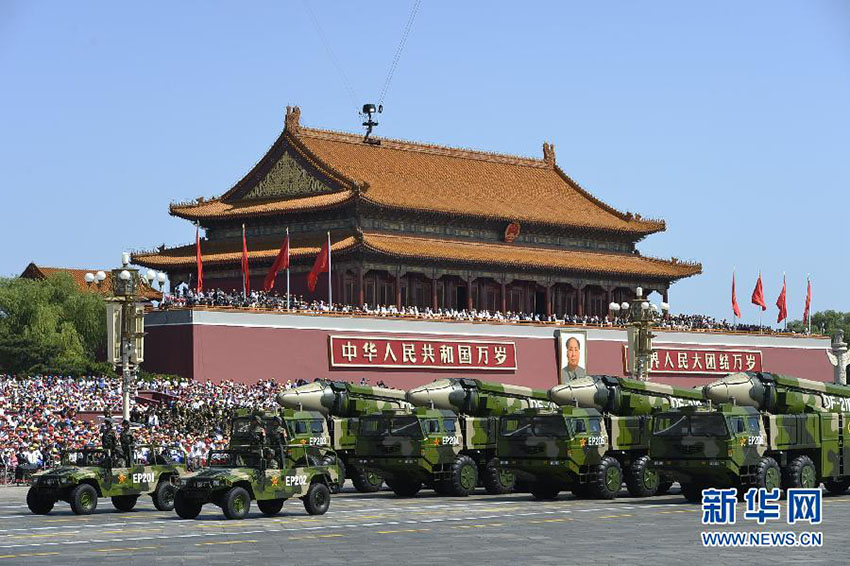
355, 407, 479, 497
496, 406, 614, 500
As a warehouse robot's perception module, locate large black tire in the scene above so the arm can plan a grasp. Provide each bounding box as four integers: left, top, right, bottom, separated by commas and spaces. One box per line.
782, 455, 818, 489
432, 479, 454, 495
386, 477, 422, 497
152, 481, 177, 511
257, 498, 284, 516
70, 484, 98, 515
174, 491, 202, 519
26, 487, 54, 515
351, 466, 383, 493
656, 481, 673, 496
625, 456, 659, 498
111, 495, 139, 512
824, 478, 850, 495
222, 486, 251, 520
303, 482, 331, 515
448, 455, 478, 497
482, 458, 515, 495
753, 457, 782, 492
531, 482, 560, 500
680, 482, 704, 503
590, 456, 622, 500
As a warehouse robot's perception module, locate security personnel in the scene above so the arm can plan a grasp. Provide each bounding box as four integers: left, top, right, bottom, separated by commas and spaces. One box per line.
101, 417, 121, 466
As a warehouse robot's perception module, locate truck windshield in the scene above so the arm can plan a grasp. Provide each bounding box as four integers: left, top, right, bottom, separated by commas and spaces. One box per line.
388, 416, 424, 439
532, 416, 570, 437
501, 416, 532, 438
653, 414, 729, 438
359, 417, 389, 437
207, 450, 261, 468
63, 449, 108, 467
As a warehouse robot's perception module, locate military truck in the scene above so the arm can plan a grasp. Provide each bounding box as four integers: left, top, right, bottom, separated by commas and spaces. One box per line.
173, 442, 340, 519
355, 378, 554, 497
498, 375, 704, 500
650, 371, 850, 502
228, 407, 331, 449
27, 444, 188, 515
277, 380, 410, 492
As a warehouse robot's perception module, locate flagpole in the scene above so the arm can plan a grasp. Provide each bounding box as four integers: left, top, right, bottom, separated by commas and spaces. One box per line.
807, 274, 811, 335
286, 227, 290, 311
327, 231, 332, 307
242, 223, 246, 300
732, 268, 736, 326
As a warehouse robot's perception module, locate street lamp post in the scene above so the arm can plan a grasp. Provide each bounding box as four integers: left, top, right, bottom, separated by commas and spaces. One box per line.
609, 287, 669, 381
90, 255, 145, 422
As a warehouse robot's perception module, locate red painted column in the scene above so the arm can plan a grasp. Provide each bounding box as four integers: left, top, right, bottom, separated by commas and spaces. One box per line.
432, 276, 438, 310
577, 285, 585, 316
467, 279, 474, 311
395, 273, 402, 308
501, 282, 507, 313
357, 268, 364, 306
545, 285, 552, 317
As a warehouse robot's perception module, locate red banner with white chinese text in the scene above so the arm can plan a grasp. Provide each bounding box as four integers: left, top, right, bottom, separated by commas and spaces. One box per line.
329, 336, 517, 370
623, 346, 763, 375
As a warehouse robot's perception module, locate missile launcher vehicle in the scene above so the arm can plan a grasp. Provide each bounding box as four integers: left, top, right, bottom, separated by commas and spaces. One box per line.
354, 379, 554, 497
650, 371, 850, 502
277, 380, 411, 492
498, 375, 703, 500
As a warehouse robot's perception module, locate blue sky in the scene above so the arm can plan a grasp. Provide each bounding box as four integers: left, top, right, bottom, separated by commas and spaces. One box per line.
1, 1, 848, 324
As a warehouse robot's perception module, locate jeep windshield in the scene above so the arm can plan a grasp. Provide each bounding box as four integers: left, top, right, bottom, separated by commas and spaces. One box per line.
653, 413, 729, 438
501, 416, 569, 438
207, 450, 262, 468
359, 416, 423, 439
62, 449, 108, 467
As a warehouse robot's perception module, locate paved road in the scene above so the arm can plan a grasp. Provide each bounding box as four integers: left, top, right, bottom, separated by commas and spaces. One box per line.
0, 485, 844, 564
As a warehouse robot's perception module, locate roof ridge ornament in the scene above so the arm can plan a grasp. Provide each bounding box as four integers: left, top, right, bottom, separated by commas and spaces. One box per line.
542, 142, 555, 167
285, 106, 301, 134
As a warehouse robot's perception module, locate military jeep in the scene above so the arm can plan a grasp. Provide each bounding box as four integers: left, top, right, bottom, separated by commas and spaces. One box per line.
172, 443, 340, 520
27, 444, 189, 515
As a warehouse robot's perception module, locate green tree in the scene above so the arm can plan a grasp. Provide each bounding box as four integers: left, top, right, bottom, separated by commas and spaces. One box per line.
787, 310, 850, 338
0, 274, 110, 375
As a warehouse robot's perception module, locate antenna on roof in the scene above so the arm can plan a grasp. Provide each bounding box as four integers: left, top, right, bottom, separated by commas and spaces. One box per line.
360, 103, 382, 145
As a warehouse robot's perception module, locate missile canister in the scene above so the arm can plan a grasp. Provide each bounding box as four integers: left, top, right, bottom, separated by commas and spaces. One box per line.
549, 375, 704, 416
702, 371, 850, 414
276, 380, 411, 417
406, 378, 555, 416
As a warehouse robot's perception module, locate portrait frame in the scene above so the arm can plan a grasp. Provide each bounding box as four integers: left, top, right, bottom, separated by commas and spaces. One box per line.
556, 329, 588, 383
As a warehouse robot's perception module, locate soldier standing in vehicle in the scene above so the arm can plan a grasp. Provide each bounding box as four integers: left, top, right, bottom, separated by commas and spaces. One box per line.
120, 423, 134, 466
251, 415, 267, 445
268, 416, 289, 446
101, 417, 119, 464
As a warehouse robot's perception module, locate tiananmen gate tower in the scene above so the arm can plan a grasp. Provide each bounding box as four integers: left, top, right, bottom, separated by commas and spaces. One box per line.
133, 106, 701, 315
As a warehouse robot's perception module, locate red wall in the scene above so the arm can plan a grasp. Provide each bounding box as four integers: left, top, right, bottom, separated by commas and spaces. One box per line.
143, 315, 833, 389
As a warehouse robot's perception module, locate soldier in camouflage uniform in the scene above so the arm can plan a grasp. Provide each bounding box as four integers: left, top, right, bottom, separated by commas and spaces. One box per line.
120, 423, 134, 466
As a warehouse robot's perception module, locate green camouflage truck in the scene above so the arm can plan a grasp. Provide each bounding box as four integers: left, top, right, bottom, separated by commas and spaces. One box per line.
228, 407, 331, 450
354, 378, 554, 497
27, 444, 188, 515
498, 375, 704, 500
277, 380, 410, 492
650, 371, 850, 502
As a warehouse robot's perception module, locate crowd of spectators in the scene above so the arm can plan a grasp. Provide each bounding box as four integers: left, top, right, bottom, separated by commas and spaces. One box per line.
159, 288, 794, 335
0, 374, 314, 482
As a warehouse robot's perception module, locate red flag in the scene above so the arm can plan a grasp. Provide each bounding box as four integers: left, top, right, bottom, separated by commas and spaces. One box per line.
241, 224, 250, 296
803, 276, 811, 324
731, 272, 741, 318
776, 276, 787, 323
307, 239, 330, 292
751, 273, 766, 311
195, 226, 203, 293
263, 232, 290, 292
